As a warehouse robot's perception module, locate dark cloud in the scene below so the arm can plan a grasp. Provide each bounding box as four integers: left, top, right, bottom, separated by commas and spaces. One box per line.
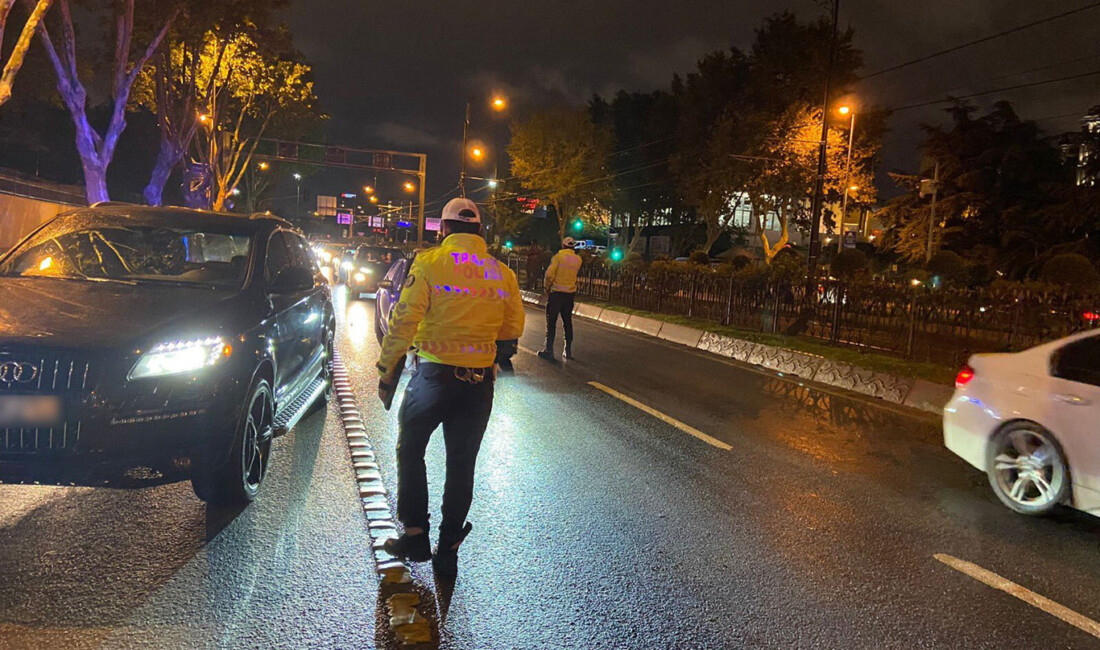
285, 0, 1100, 202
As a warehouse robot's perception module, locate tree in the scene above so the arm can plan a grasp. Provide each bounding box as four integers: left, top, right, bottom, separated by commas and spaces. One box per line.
591, 89, 681, 253
878, 101, 1079, 277
134, 0, 285, 205
508, 107, 613, 238
33, 0, 180, 203
485, 176, 533, 241
669, 12, 875, 261
0, 0, 51, 107
190, 28, 317, 211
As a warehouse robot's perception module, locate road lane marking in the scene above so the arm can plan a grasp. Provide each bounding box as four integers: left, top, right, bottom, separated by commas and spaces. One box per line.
588, 381, 732, 451
934, 553, 1100, 640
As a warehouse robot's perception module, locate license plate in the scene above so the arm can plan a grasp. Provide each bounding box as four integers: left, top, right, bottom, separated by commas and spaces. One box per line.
0, 395, 63, 427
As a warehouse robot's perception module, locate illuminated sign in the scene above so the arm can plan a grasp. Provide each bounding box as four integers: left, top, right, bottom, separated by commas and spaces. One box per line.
336, 211, 353, 225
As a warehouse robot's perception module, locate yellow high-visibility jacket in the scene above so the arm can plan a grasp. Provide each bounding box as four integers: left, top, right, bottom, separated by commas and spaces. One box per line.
544, 248, 582, 293
377, 233, 524, 375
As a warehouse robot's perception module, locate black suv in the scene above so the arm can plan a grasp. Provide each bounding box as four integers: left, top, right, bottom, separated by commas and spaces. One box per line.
0, 206, 335, 505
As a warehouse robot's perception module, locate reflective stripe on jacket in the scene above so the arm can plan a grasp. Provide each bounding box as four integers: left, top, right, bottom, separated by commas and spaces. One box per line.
544, 249, 582, 293
376, 233, 524, 375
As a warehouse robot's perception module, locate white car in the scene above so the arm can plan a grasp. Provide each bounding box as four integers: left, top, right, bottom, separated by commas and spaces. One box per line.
944, 330, 1100, 517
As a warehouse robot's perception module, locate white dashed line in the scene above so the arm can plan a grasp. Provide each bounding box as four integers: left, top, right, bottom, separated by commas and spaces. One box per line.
588, 381, 732, 451
935, 553, 1100, 640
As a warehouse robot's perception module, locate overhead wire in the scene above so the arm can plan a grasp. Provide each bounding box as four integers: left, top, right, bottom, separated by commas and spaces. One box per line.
861, 1, 1100, 80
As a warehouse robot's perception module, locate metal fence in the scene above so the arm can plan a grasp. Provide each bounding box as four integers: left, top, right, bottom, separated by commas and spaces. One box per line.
508, 257, 1100, 366
0, 170, 85, 206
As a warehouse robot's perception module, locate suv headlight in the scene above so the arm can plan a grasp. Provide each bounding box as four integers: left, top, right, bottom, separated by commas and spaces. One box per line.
130, 337, 232, 380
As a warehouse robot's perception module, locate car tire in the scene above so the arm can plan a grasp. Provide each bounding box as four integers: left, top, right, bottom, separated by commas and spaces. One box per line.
374, 307, 385, 345
192, 378, 274, 506
308, 328, 335, 415
986, 422, 1070, 516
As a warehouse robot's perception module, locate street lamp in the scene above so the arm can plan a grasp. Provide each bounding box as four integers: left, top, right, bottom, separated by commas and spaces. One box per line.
258, 161, 269, 172
470, 147, 484, 161
836, 104, 857, 254
461, 93, 508, 196
491, 96, 507, 111
369, 195, 378, 204
293, 173, 303, 220
364, 185, 374, 194
403, 181, 416, 193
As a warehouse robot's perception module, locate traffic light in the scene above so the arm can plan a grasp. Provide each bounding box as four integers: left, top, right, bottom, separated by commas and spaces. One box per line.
504, 240, 513, 250
572, 219, 583, 232
610, 248, 624, 262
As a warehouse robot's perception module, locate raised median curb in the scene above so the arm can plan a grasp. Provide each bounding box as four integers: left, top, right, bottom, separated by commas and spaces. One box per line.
331, 355, 438, 648
520, 293, 954, 416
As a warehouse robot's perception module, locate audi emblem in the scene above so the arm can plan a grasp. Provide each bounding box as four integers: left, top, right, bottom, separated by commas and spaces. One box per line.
0, 362, 39, 385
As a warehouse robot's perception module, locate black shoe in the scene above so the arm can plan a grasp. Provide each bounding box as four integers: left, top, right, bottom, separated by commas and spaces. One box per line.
537, 349, 555, 361
433, 522, 473, 578
563, 343, 574, 360
382, 531, 431, 563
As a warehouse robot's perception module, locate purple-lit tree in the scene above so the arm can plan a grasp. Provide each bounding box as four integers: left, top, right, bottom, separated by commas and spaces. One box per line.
33, 0, 179, 204
0, 0, 53, 107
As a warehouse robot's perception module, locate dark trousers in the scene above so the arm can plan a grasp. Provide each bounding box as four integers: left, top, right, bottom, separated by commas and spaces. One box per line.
396, 363, 494, 540
545, 291, 575, 350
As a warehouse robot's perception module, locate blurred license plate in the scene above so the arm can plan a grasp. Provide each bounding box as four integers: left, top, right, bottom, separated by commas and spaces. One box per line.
0, 395, 62, 427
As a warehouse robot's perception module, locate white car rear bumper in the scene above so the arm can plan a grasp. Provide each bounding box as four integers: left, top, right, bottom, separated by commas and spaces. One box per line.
943, 392, 1001, 471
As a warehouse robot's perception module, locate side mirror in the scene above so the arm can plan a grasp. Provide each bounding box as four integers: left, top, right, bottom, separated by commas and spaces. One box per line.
271, 266, 315, 293
377, 279, 393, 291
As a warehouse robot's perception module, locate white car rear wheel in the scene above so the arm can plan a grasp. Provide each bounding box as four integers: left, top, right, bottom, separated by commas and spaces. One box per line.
986, 423, 1069, 516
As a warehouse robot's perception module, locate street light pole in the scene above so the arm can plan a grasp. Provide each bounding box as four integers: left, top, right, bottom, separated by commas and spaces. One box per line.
837, 110, 856, 255
460, 95, 471, 197
807, 0, 841, 276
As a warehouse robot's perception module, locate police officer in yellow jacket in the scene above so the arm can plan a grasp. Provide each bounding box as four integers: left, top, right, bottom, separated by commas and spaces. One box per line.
376, 197, 524, 577
538, 237, 582, 361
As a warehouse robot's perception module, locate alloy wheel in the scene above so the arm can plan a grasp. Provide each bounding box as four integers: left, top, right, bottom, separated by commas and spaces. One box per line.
990, 426, 1067, 513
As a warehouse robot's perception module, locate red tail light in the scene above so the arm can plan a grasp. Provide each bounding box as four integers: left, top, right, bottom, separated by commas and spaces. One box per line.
955, 364, 975, 388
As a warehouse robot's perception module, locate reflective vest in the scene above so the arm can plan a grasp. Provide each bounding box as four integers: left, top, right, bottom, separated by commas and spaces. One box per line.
377, 233, 524, 374
545, 249, 582, 293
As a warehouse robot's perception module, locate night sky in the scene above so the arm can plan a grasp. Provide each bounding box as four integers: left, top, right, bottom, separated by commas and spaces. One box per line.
284, 0, 1100, 208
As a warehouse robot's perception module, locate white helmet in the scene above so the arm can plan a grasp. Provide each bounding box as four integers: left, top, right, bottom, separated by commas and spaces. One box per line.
562, 237, 576, 248
441, 197, 481, 224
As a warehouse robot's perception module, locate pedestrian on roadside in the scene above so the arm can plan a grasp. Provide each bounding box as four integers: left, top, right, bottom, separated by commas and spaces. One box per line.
538, 236, 582, 361
376, 197, 525, 577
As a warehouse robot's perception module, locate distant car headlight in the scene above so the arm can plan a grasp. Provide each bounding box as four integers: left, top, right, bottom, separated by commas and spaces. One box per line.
353, 272, 366, 283
321, 252, 332, 262
129, 337, 232, 380
341, 261, 353, 270
358, 267, 373, 274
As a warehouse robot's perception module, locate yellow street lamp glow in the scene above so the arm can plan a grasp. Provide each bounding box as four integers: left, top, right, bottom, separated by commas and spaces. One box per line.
369, 195, 378, 204
404, 181, 416, 192
838, 105, 851, 115
198, 113, 211, 124
849, 185, 859, 191
364, 185, 374, 194
491, 96, 507, 111
471, 147, 484, 159
258, 161, 270, 171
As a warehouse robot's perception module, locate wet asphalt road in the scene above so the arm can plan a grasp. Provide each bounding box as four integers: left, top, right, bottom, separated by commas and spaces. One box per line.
3, 288, 1100, 649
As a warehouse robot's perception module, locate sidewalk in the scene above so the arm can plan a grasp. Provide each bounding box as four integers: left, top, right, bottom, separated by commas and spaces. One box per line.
520, 290, 955, 415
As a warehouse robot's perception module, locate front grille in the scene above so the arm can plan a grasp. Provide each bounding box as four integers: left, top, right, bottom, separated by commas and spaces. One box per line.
0, 352, 94, 453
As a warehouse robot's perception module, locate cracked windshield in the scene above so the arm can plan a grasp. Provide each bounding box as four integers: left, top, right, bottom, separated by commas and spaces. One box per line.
2, 1, 1100, 649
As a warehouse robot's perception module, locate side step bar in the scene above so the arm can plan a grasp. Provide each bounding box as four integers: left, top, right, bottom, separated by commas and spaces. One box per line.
272, 377, 328, 437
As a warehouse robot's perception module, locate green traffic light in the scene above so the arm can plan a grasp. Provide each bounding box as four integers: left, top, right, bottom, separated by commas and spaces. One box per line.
504, 240, 513, 249
572, 219, 583, 232
610, 248, 624, 262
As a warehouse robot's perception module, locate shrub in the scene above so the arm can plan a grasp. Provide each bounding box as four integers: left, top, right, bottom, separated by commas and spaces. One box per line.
767, 251, 805, 283
831, 249, 869, 280
729, 255, 753, 270
1039, 253, 1100, 290
925, 251, 967, 285
623, 251, 645, 270
688, 250, 711, 266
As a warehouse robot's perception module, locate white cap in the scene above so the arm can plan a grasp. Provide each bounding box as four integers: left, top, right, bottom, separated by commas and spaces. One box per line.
562, 237, 576, 248
441, 198, 481, 224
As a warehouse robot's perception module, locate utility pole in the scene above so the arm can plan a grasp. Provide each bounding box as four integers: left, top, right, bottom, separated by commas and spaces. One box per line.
459, 96, 471, 197
925, 160, 940, 262
807, 0, 841, 275
417, 154, 427, 247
